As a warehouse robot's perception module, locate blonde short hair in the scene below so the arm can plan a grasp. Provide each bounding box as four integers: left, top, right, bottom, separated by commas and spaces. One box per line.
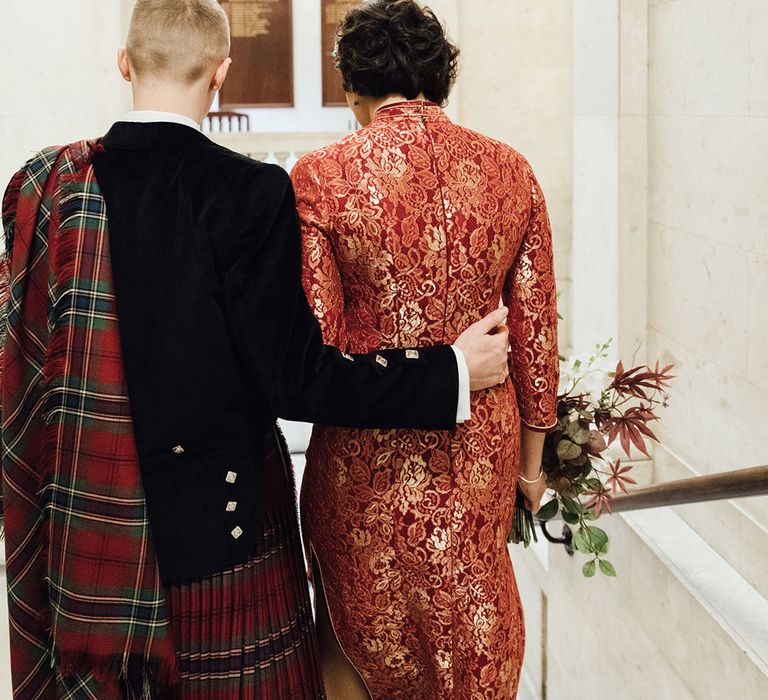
126, 0, 230, 83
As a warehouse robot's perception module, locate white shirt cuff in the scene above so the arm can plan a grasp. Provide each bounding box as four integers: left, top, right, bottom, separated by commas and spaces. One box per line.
450, 345, 472, 424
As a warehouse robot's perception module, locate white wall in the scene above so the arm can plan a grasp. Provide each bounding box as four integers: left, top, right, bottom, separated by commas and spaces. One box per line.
647, 0, 768, 529
520, 1, 768, 697
571, 0, 621, 357
0, 1, 133, 189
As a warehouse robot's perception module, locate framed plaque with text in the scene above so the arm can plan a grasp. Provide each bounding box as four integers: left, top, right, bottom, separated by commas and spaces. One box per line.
219, 0, 294, 108
321, 0, 358, 106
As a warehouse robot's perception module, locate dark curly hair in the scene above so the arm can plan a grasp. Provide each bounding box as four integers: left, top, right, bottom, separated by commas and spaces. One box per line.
335, 0, 460, 106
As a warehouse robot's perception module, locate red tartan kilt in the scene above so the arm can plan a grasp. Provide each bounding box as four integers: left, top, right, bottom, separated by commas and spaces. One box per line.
160, 428, 325, 700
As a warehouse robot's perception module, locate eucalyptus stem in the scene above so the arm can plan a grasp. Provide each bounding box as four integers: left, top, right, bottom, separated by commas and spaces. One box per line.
508, 487, 538, 547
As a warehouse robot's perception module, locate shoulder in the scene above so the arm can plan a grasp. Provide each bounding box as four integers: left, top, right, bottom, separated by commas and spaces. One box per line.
455, 124, 533, 173
293, 130, 369, 182
11, 145, 67, 186
3, 145, 65, 211
193, 140, 292, 197
470, 128, 543, 196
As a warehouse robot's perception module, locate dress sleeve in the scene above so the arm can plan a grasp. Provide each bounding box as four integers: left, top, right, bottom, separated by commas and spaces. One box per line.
218, 165, 459, 431
291, 158, 348, 349
503, 162, 560, 431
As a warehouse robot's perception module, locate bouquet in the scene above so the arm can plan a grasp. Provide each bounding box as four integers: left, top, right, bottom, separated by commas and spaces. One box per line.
509, 340, 674, 578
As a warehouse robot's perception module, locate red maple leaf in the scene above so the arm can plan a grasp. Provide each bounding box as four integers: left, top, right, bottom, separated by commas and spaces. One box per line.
584, 487, 613, 517
609, 361, 675, 399
604, 459, 638, 495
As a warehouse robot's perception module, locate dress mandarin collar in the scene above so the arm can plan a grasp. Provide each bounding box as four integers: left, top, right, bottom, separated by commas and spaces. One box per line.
371, 100, 448, 123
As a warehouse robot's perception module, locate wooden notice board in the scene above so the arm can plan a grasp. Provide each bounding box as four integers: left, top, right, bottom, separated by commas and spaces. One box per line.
321, 0, 358, 106
219, 0, 293, 108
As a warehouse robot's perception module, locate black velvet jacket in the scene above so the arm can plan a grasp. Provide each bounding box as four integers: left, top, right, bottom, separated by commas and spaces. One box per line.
92, 122, 459, 584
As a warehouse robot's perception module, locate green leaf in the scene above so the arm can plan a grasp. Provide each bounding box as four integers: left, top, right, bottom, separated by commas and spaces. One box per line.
562, 511, 580, 525
573, 527, 592, 553
599, 559, 617, 577
582, 508, 597, 521
566, 421, 591, 445
582, 559, 596, 577
574, 429, 591, 445
536, 499, 559, 521
561, 495, 583, 515
556, 439, 582, 461
586, 525, 610, 554
574, 525, 610, 554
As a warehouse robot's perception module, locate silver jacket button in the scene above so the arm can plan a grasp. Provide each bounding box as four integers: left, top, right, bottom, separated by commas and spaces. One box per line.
406, 349, 420, 360
375, 355, 388, 367
225, 471, 238, 484
226, 501, 238, 512
231, 526, 243, 539
172, 445, 185, 455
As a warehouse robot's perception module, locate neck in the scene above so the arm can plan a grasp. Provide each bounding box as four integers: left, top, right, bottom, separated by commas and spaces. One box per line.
131, 82, 211, 125
368, 93, 427, 121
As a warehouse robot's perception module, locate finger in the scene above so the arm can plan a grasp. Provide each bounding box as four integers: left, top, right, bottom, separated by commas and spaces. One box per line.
493, 328, 510, 348
472, 307, 509, 335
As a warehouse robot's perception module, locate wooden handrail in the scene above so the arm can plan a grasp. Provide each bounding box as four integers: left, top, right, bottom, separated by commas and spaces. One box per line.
538, 464, 768, 551
607, 464, 768, 514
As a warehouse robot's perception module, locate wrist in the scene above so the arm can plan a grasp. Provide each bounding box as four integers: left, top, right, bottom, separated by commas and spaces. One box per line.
519, 466, 544, 484
521, 462, 542, 478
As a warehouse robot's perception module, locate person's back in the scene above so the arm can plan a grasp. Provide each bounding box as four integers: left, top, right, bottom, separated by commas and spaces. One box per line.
291, 2, 559, 698
297, 100, 554, 387
294, 99, 558, 699
93, 121, 302, 579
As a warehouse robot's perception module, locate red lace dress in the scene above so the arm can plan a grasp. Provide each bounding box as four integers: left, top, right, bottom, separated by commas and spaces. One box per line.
291, 101, 559, 699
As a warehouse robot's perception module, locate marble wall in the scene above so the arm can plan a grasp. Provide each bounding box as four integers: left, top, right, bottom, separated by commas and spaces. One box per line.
0, 1, 133, 190
647, 0, 768, 531
526, 1, 768, 697
539, 508, 768, 700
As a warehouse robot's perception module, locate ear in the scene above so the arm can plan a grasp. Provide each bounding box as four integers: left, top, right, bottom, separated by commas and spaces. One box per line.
211, 57, 232, 92
117, 48, 132, 82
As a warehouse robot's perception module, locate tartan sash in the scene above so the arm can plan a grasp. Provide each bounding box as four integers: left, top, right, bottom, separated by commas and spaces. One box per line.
0, 141, 178, 698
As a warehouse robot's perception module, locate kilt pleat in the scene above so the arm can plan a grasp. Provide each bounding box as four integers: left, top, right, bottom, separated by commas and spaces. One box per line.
161, 428, 325, 700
